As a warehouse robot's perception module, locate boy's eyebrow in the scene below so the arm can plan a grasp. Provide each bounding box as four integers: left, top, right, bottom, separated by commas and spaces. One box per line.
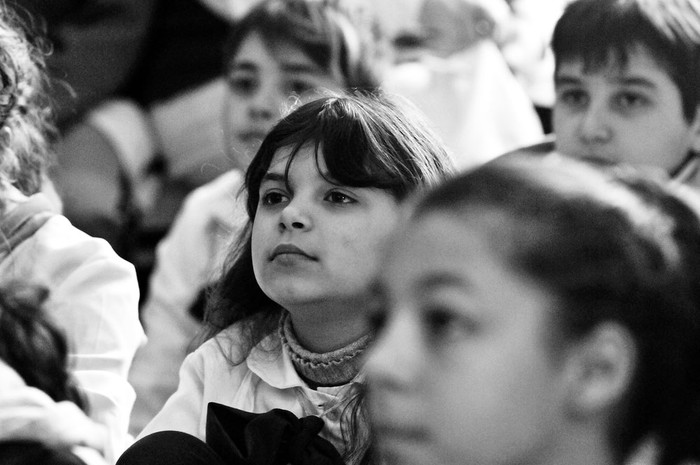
554, 74, 582, 86
612, 76, 658, 89
555, 73, 658, 89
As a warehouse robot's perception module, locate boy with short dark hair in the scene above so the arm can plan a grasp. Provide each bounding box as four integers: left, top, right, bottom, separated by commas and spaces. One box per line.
550, 0, 700, 187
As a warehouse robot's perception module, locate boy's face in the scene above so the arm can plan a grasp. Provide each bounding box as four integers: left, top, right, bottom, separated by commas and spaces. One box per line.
553, 46, 700, 175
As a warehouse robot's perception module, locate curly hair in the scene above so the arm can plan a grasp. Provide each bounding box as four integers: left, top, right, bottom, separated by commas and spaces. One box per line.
0, 4, 54, 198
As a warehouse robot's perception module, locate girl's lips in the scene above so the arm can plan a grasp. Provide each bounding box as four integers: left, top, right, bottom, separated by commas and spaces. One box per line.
269, 244, 315, 260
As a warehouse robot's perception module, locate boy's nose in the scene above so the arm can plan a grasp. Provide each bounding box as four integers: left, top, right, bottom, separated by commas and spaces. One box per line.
578, 106, 612, 144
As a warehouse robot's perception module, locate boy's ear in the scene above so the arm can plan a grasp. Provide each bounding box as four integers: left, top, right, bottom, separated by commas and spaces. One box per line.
562, 322, 637, 419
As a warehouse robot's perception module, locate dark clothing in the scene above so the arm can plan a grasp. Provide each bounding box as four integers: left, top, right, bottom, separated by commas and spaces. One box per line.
128, 0, 229, 105
9, 0, 157, 128
118, 405, 345, 465
0, 441, 87, 465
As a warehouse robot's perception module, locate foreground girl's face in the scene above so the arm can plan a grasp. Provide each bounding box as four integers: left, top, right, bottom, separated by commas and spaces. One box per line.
366, 212, 570, 465
251, 145, 401, 316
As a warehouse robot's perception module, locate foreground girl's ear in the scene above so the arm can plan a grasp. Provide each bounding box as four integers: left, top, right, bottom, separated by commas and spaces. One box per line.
562, 322, 637, 419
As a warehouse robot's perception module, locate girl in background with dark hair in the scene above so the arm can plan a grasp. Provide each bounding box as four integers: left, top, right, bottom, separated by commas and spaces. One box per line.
120, 92, 453, 465
129, 0, 388, 433
367, 151, 700, 465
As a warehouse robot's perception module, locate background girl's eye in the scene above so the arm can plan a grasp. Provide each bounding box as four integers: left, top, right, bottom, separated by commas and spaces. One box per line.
228, 74, 258, 96
288, 79, 314, 96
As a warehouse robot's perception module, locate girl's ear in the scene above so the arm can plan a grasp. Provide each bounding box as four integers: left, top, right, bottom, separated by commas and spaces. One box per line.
562, 322, 637, 419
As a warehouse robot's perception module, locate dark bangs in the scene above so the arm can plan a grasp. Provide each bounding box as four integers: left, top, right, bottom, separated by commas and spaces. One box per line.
224, 0, 381, 90
245, 94, 452, 219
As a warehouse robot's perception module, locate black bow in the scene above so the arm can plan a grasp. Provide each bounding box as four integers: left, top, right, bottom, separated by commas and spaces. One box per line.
206, 403, 346, 465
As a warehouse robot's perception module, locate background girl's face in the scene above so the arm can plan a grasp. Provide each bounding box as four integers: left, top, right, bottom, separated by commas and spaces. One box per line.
553, 45, 700, 174
223, 31, 345, 168
251, 145, 401, 321
367, 212, 570, 465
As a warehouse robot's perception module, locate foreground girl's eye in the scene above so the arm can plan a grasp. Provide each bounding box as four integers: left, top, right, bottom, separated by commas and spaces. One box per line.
325, 191, 356, 204
422, 306, 479, 346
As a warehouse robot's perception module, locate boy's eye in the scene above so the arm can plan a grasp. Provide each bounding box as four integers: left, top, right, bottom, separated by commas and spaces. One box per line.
227, 73, 258, 96
325, 191, 356, 204
556, 88, 588, 108
260, 191, 288, 206
614, 92, 650, 112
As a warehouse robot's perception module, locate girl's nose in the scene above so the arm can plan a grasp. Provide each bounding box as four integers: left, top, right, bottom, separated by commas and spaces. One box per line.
249, 88, 280, 121
278, 202, 311, 232
365, 311, 425, 391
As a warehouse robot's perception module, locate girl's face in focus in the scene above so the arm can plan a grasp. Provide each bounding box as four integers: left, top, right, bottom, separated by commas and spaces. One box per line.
366, 212, 571, 465
223, 31, 345, 168
251, 145, 402, 336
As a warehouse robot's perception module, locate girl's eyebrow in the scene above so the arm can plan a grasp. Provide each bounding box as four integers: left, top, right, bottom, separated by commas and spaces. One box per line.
612, 76, 658, 89
229, 61, 257, 73
416, 272, 470, 292
261, 172, 285, 183
281, 62, 325, 75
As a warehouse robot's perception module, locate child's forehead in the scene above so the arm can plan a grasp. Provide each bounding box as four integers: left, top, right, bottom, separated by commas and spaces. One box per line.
556, 44, 669, 78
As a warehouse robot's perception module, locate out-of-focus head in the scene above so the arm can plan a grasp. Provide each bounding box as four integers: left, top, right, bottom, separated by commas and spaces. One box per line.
222, 0, 387, 167
367, 151, 700, 465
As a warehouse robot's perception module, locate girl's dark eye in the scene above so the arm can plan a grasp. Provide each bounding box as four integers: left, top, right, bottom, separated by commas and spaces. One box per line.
228, 74, 258, 96
367, 308, 388, 335
261, 191, 287, 206
424, 309, 452, 338
423, 307, 478, 344
288, 79, 314, 96
325, 191, 355, 204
